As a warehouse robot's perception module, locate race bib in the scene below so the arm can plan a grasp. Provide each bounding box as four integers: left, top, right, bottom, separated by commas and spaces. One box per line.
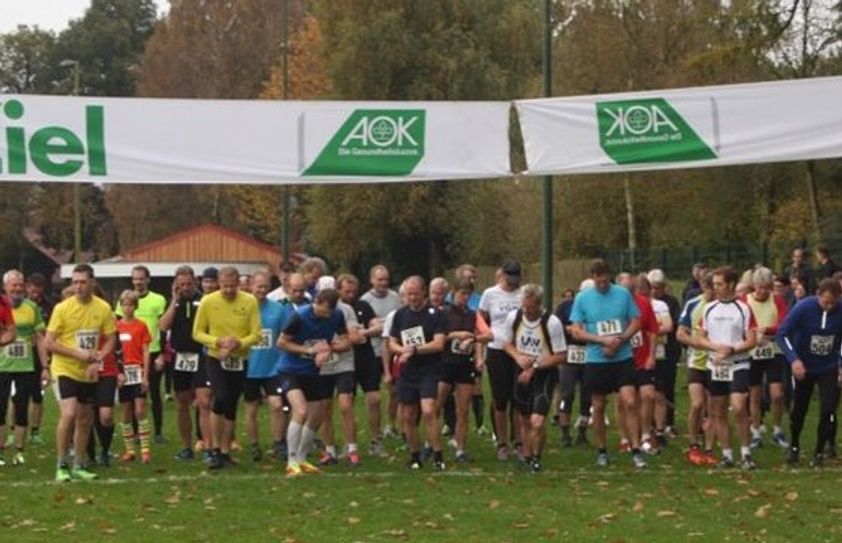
255, 329, 273, 350
596, 319, 622, 336
710, 363, 734, 382
810, 335, 834, 357
752, 343, 774, 360
124, 365, 142, 386
655, 342, 666, 361
630, 332, 643, 349
401, 326, 426, 347
450, 338, 472, 355
75, 330, 98, 351
221, 357, 244, 372
5, 340, 29, 360
175, 352, 199, 373
567, 345, 585, 364
119, 332, 132, 343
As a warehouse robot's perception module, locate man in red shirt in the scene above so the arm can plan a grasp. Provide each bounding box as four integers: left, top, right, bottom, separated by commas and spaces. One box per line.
0, 294, 15, 346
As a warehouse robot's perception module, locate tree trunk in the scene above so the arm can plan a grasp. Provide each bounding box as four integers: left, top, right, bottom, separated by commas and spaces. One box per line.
805, 160, 821, 242
623, 174, 636, 272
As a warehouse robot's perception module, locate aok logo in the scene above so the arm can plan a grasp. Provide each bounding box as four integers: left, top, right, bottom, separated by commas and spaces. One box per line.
304, 109, 425, 176
596, 98, 716, 165
519, 335, 542, 350
1, 99, 107, 177
603, 103, 679, 138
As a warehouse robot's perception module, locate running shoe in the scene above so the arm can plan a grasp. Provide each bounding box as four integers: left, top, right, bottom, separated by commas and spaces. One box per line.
71, 467, 98, 481
406, 459, 422, 471
141, 451, 152, 464
318, 452, 338, 466
454, 452, 470, 463
347, 451, 361, 467
771, 431, 790, 448
433, 460, 446, 472
55, 466, 72, 482
12, 451, 25, 466
120, 451, 136, 463
250, 443, 262, 462
174, 448, 194, 461
786, 446, 800, 465
632, 452, 647, 469
741, 455, 757, 471
286, 462, 303, 478
810, 453, 824, 468
299, 461, 322, 474
596, 452, 610, 467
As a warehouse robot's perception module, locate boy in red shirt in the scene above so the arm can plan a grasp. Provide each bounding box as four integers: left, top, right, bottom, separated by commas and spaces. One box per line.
116, 291, 152, 463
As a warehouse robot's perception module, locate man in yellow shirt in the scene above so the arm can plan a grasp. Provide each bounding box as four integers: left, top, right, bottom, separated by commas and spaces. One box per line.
192, 266, 260, 470
46, 264, 116, 482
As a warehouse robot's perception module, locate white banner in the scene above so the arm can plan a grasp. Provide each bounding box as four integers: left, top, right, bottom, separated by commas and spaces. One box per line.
0, 95, 510, 184
516, 77, 842, 175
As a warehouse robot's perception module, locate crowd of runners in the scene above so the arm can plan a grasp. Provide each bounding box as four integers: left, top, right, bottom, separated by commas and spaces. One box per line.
0, 246, 840, 480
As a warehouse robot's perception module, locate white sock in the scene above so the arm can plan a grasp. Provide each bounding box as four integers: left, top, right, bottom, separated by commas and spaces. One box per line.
751, 425, 762, 438
641, 433, 650, 442
722, 448, 733, 461
740, 446, 751, 458
287, 421, 303, 463
298, 426, 316, 461
325, 445, 336, 457
774, 425, 783, 434
347, 443, 358, 454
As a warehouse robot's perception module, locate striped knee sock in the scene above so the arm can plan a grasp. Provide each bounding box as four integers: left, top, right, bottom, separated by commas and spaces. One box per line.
138, 419, 151, 454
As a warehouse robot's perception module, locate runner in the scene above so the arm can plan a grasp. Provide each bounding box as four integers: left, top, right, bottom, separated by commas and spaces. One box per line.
23, 272, 52, 444
389, 276, 446, 471
479, 259, 523, 461
648, 269, 680, 442
115, 266, 167, 443
243, 270, 287, 462
192, 266, 261, 470
316, 276, 361, 467
503, 284, 566, 473
570, 259, 645, 468
267, 262, 298, 302
115, 290, 153, 464
555, 279, 593, 447
778, 278, 842, 466
743, 267, 789, 449
437, 278, 491, 463
677, 271, 717, 465
46, 264, 116, 481
201, 267, 219, 295
277, 288, 350, 477
429, 278, 449, 310
338, 274, 386, 458
0, 270, 48, 466
159, 265, 213, 461
697, 266, 758, 469
300, 257, 328, 299
361, 265, 402, 438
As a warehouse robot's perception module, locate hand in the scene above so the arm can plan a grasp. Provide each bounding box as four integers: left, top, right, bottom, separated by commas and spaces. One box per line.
474, 359, 485, 372
514, 354, 532, 370
644, 355, 655, 371
314, 350, 331, 367
792, 359, 806, 380
459, 338, 474, 352
217, 347, 231, 360
397, 351, 412, 365
154, 354, 165, 371
517, 368, 534, 384
117, 372, 126, 388
171, 280, 181, 300
40, 368, 51, 387
141, 378, 149, 394
84, 363, 99, 382
383, 372, 393, 385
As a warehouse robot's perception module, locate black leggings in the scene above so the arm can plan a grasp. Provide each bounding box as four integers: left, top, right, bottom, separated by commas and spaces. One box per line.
207, 358, 244, 421
559, 363, 591, 418
486, 348, 516, 412
0, 373, 32, 427
790, 368, 839, 456
148, 353, 164, 436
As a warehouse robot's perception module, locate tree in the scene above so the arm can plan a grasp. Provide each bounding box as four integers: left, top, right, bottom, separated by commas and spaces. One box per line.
0, 26, 58, 93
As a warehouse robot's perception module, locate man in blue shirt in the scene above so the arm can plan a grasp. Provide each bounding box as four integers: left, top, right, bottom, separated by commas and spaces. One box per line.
277, 289, 350, 477
243, 271, 287, 463
570, 259, 643, 468
777, 278, 842, 466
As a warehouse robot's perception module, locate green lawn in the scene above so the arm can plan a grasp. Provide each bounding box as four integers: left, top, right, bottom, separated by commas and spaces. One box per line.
2, 367, 842, 543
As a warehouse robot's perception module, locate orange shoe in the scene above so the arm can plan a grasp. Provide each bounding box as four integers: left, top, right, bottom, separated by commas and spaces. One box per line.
286, 462, 303, 478
686, 446, 703, 465
618, 441, 631, 453
141, 451, 152, 464
347, 451, 361, 467
120, 451, 136, 463
701, 451, 718, 466
299, 460, 322, 475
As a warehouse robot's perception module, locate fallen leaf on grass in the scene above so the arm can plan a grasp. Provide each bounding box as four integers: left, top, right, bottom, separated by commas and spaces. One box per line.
488, 500, 501, 510
347, 517, 360, 525
703, 488, 719, 496
747, 489, 760, 497
383, 529, 408, 538
657, 511, 677, 517
755, 504, 772, 518
59, 521, 76, 532
349, 501, 359, 508
597, 513, 616, 523
443, 514, 454, 521
785, 492, 799, 501
632, 501, 644, 513
513, 523, 530, 529
74, 497, 89, 505
302, 492, 316, 499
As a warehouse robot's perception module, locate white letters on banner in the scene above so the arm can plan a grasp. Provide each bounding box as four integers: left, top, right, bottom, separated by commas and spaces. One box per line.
515, 76, 842, 175
0, 96, 510, 184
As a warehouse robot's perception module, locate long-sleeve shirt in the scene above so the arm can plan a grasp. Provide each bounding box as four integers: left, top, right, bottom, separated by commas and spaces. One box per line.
776, 296, 842, 376
192, 290, 261, 359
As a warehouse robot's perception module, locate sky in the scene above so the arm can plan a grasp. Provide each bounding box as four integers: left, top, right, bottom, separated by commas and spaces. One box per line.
1, 0, 165, 34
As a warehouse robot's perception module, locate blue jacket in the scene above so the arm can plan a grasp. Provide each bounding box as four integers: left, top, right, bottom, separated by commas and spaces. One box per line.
776, 296, 842, 376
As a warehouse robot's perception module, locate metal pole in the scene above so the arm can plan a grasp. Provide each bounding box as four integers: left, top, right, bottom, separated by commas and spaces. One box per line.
70, 61, 82, 263
281, 0, 291, 264
541, 0, 554, 307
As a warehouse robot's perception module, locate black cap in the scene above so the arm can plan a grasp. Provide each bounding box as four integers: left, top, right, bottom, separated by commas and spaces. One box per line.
201, 267, 218, 280
501, 259, 522, 277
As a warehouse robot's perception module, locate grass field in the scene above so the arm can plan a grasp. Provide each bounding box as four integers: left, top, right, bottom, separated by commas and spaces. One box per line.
2, 366, 842, 543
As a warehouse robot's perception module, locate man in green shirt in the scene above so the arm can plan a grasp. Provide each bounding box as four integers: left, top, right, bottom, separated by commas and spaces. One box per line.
0, 270, 49, 466
116, 265, 167, 442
